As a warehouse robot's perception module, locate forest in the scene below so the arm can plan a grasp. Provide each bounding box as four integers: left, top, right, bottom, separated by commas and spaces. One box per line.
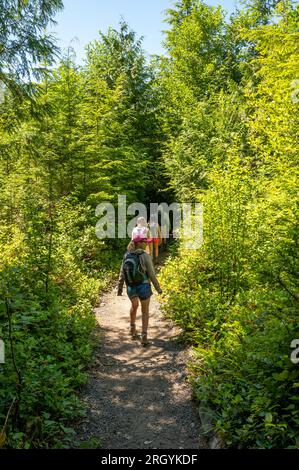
0, 0, 298, 449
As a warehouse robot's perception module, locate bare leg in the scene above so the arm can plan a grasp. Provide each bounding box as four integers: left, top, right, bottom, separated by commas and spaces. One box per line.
130, 297, 139, 331
154, 242, 159, 259
149, 242, 153, 259
140, 298, 150, 334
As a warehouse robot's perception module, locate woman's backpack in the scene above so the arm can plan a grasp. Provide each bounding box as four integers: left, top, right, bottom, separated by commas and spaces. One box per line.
123, 252, 146, 286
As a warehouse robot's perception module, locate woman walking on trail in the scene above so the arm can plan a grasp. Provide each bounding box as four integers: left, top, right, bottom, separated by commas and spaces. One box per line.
131, 216, 149, 240
117, 234, 162, 346
148, 214, 162, 262
160, 209, 170, 248
131, 216, 150, 254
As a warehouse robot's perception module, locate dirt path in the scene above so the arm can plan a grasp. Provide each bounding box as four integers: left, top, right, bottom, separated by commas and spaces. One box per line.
75, 270, 207, 449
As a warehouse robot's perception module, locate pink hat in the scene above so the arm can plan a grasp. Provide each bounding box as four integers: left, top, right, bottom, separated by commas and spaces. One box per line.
133, 235, 149, 244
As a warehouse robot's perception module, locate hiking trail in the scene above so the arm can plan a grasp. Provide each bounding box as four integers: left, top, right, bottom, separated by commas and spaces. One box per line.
75, 260, 208, 449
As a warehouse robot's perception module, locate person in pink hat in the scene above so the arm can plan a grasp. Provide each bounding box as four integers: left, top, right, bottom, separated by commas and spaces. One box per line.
131, 216, 149, 240
117, 232, 162, 346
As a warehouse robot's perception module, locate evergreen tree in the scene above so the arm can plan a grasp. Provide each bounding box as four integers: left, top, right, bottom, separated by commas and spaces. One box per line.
0, 0, 63, 96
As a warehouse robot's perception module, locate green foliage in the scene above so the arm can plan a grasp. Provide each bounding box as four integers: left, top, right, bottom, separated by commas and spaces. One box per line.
0, 199, 107, 448
82, 21, 165, 206
0, 18, 163, 448
1, 0, 298, 450
0, 0, 63, 96
159, 0, 299, 448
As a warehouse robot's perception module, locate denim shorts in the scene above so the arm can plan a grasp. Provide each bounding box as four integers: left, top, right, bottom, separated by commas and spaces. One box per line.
127, 282, 153, 301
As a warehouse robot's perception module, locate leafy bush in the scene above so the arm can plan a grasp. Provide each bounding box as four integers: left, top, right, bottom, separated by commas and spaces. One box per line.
0, 200, 117, 448
160, 159, 299, 448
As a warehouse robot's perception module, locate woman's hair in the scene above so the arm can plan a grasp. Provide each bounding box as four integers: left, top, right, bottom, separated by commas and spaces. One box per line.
137, 216, 147, 226
127, 241, 135, 252
134, 240, 147, 250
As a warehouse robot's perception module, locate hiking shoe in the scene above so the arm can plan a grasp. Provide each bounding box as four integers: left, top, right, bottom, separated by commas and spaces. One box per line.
130, 325, 139, 339
141, 333, 149, 347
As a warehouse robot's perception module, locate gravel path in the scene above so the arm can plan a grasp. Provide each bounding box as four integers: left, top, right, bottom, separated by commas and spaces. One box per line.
75, 277, 208, 449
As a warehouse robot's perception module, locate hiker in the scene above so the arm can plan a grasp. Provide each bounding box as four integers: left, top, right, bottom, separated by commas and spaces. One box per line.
148, 214, 162, 261
131, 216, 150, 254
117, 234, 162, 346
160, 209, 170, 248
131, 216, 149, 240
